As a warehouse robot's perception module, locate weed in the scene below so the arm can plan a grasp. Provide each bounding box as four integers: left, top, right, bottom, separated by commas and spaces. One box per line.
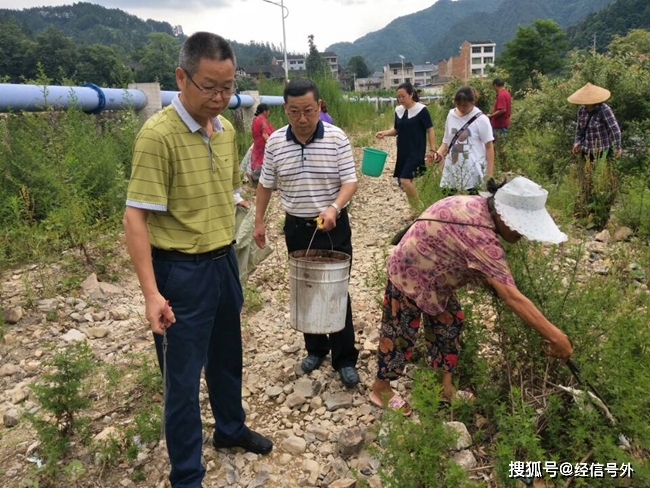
26, 341, 96, 484
135, 353, 162, 397
103, 363, 122, 394
243, 283, 264, 313
364, 246, 389, 294
96, 435, 121, 470
373, 368, 479, 488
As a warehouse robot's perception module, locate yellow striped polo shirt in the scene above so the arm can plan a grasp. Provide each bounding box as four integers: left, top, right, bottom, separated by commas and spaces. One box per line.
126, 96, 240, 253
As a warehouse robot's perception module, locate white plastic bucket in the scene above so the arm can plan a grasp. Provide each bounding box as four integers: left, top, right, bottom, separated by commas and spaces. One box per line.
289, 249, 351, 334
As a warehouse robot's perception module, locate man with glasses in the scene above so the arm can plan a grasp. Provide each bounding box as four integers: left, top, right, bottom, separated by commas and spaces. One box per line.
253, 79, 360, 387
123, 32, 272, 488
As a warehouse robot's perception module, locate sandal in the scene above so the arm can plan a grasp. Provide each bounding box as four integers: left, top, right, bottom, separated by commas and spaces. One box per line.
369, 390, 412, 416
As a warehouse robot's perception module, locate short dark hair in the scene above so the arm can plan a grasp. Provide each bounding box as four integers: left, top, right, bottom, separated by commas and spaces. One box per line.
254, 103, 269, 116
493, 78, 505, 87
179, 32, 236, 75
454, 86, 476, 104
398, 81, 419, 102
486, 177, 508, 214
283, 78, 319, 102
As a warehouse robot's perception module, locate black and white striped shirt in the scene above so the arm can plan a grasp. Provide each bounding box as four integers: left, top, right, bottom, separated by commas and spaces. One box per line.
259, 120, 357, 218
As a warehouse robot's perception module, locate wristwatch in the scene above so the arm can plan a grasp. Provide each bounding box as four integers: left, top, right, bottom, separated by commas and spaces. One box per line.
329, 202, 341, 216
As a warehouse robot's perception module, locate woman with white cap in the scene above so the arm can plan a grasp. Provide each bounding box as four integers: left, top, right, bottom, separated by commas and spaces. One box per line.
569, 83, 622, 159
369, 177, 573, 413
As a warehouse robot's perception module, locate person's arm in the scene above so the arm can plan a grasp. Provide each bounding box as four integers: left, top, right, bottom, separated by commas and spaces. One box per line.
318, 181, 358, 231
573, 108, 584, 154
123, 206, 175, 334
484, 140, 494, 177
425, 126, 438, 165
486, 277, 573, 358
434, 142, 448, 168
487, 108, 506, 120
602, 105, 622, 156
253, 185, 274, 249
376, 127, 398, 138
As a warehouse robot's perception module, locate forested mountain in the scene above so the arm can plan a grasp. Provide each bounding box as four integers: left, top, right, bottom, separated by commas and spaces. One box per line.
0, 2, 179, 51
327, 0, 502, 69
0, 3, 292, 88
327, 0, 617, 68
567, 0, 650, 51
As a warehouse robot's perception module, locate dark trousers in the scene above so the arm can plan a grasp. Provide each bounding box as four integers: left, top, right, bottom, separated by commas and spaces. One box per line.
152, 247, 245, 488
284, 210, 359, 370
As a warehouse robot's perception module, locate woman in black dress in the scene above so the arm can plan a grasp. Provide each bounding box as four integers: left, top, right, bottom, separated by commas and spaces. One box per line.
376, 82, 437, 219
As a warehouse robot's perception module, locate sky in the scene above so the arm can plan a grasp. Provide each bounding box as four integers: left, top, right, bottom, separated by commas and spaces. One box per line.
3, 0, 437, 53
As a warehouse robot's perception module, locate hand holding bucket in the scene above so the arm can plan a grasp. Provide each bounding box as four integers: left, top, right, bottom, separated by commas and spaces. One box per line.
361, 147, 388, 177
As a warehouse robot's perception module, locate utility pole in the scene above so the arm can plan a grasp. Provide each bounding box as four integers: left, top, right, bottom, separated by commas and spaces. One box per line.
263, 0, 290, 82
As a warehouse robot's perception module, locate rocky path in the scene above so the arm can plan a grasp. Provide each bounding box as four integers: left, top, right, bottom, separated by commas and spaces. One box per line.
0, 138, 417, 488
1, 136, 639, 487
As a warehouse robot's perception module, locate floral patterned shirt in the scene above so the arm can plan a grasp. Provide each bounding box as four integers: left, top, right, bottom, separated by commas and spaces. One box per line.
387, 195, 515, 316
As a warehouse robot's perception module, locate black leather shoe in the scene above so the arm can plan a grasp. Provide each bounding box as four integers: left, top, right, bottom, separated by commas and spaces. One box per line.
212, 428, 273, 455
338, 366, 360, 387
301, 354, 325, 374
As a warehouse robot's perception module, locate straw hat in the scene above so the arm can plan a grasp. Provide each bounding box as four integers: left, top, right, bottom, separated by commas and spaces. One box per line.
492, 177, 568, 244
567, 83, 610, 105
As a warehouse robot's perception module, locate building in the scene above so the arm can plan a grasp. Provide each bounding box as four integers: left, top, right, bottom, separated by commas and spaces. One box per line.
237, 64, 286, 82
354, 77, 383, 92
320, 52, 339, 77
412, 63, 439, 87
283, 54, 306, 71
437, 40, 496, 82
277, 52, 339, 78
383, 61, 414, 90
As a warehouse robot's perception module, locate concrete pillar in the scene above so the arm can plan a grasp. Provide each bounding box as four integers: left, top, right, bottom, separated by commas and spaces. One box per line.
128, 82, 162, 121
241, 90, 261, 132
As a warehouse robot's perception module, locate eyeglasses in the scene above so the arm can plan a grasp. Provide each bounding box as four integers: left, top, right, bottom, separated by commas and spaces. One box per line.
286, 108, 319, 119
183, 68, 237, 99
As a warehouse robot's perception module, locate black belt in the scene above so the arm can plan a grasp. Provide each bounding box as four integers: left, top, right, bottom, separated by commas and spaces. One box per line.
286, 208, 345, 227
151, 242, 233, 262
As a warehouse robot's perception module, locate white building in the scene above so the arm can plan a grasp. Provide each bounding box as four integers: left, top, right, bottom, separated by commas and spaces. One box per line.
468, 40, 496, 77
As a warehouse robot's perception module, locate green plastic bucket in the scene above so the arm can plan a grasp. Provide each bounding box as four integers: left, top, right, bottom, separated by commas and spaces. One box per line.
361, 147, 388, 177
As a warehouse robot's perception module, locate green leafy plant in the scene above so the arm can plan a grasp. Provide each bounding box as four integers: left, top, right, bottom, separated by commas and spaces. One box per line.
27, 341, 96, 484
373, 368, 480, 488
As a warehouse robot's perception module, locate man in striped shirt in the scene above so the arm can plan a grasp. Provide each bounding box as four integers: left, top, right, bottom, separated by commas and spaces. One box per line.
253, 79, 360, 387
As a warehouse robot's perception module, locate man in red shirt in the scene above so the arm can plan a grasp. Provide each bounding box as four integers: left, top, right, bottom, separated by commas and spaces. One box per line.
487, 78, 512, 170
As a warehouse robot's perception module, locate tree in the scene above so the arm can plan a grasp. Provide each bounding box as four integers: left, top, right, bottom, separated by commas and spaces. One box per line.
0, 19, 37, 83
33, 26, 79, 84
134, 33, 181, 89
609, 28, 650, 56
76, 44, 133, 87
306, 34, 329, 77
347, 55, 370, 79
497, 19, 569, 92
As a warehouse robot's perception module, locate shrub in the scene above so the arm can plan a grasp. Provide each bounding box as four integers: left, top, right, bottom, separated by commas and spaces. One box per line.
27, 341, 96, 484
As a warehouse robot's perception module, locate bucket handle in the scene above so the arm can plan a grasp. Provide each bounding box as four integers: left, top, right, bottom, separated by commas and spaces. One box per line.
306, 224, 334, 256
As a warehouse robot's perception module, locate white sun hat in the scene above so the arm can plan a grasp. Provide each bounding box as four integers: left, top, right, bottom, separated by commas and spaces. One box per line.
493, 177, 568, 244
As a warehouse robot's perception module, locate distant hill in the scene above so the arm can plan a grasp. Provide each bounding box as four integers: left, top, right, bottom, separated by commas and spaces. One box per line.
567, 0, 650, 51
327, 0, 502, 69
0, 2, 180, 51
327, 0, 617, 69
0, 2, 292, 70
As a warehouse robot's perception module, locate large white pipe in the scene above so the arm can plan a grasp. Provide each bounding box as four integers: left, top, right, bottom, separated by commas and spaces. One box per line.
0, 84, 286, 113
